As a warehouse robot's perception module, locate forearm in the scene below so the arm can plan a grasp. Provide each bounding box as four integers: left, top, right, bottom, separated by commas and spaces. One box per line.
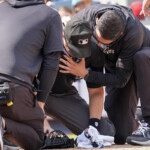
87, 68, 132, 88
37, 52, 61, 103
37, 69, 58, 102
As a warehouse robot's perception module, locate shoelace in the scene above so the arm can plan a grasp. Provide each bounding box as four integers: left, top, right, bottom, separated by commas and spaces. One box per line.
134, 126, 150, 136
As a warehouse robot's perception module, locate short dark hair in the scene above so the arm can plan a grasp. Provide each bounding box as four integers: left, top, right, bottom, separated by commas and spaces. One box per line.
96, 10, 125, 40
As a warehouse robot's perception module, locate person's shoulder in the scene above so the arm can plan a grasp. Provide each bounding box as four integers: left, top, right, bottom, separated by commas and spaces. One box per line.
41, 4, 60, 18
44, 4, 58, 14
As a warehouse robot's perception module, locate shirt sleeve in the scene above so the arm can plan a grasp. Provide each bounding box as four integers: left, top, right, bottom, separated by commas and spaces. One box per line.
37, 52, 62, 102
43, 13, 64, 54
86, 42, 104, 88
37, 12, 64, 102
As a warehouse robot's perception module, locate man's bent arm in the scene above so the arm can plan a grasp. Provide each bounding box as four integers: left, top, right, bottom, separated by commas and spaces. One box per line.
37, 52, 62, 107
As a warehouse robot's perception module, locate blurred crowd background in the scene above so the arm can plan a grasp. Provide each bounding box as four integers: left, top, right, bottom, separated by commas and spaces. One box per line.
47, 0, 150, 34
47, 0, 142, 9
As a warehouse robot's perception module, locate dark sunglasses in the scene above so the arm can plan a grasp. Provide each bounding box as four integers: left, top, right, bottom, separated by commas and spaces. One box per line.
93, 28, 123, 46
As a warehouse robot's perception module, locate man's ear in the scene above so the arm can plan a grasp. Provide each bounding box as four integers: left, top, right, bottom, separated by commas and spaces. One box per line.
96, 18, 99, 24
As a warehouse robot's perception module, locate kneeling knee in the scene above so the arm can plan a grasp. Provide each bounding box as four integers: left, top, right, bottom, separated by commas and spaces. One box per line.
115, 134, 127, 145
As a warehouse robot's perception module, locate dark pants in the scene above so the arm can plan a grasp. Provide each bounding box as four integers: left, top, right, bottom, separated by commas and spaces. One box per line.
104, 47, 150, 144
133, 48, 150, 120
44, 93, 116, 136
0, 86, 44, 150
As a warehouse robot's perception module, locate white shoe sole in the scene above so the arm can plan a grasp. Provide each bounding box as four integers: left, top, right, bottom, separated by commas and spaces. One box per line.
131, 139, 150, 146
3, 145, 20, 150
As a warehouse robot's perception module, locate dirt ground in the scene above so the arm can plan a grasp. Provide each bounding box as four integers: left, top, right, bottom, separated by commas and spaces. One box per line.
48, 144, 150, 150
100, 144, 150, 150
47, 120, 150, 150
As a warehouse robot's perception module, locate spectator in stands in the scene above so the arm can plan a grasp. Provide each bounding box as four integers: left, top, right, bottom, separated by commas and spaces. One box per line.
130, 1, 145, 20
58, 6, 72, 18
58, 6, 73, 28
72, 0, 92, 14
141, 0, 150, 16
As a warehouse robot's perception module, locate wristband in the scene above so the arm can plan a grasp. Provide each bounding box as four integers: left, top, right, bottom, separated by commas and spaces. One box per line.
84, 71, 89, 81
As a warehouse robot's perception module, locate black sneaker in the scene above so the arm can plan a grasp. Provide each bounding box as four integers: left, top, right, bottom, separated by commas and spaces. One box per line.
127, 122, 150, 146
0, 116, 3, 150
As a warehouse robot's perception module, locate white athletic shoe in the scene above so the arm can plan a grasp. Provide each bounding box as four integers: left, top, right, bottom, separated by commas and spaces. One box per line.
127, 121, 150, 146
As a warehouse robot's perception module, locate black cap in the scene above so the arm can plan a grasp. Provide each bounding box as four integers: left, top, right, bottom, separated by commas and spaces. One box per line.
64, 18, 92, 58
